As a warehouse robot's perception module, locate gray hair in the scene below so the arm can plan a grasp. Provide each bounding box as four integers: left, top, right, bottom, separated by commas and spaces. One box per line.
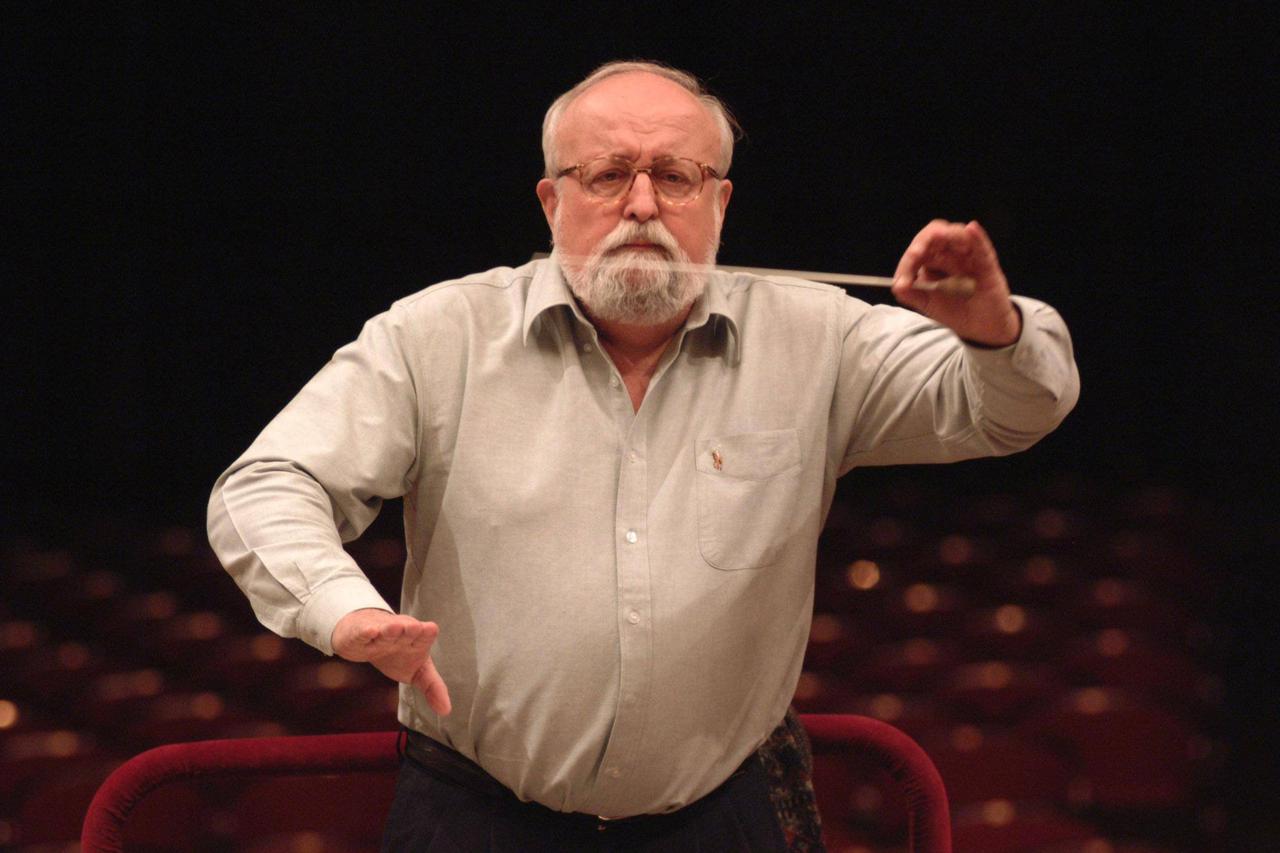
541, 60, 741, 178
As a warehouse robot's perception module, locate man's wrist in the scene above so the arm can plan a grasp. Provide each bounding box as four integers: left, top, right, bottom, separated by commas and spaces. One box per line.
302, 578, 396, 655
961, 304, 1022, 349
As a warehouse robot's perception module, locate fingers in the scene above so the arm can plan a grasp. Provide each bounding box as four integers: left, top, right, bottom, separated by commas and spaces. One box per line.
893, 219, 999, 292
362, 618, 437, 660
333, 610, 441, 665
374, 616, 437, 644
962, 220, 1000, 279
891, 218, 1019, 345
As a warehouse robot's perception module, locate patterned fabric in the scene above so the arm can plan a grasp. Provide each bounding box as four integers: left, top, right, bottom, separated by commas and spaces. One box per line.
760, 706, 826, 851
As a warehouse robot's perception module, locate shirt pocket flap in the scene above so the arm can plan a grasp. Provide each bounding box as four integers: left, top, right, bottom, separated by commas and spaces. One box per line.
695, 429, 801, 480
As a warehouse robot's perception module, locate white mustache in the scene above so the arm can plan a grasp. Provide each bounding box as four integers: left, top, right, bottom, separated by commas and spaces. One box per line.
595, 225, 680, 259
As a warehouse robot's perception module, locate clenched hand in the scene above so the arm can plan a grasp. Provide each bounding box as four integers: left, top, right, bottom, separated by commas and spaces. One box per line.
892, 219, 1022, 347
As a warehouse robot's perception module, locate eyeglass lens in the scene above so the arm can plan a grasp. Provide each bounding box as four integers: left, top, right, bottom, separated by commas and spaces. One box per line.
579, 158, 704, 201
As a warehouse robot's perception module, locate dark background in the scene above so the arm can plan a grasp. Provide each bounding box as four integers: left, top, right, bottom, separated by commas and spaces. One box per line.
4, 2, 1276, 839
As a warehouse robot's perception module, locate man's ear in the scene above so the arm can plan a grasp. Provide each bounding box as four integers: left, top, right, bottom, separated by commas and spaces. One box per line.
536, 178, 558, 232
717, 179, 733, 219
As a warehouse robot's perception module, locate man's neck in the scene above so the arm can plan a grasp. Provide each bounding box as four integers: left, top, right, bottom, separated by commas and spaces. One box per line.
582, 302, 692, 366
583, 303, 694, 412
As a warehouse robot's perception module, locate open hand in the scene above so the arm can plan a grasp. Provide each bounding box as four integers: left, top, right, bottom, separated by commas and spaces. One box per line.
892, 219, 1022, 347
331, 609, 452, 715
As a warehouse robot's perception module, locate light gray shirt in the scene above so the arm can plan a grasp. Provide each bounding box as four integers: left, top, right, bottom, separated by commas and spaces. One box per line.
207, 258, 1078, 816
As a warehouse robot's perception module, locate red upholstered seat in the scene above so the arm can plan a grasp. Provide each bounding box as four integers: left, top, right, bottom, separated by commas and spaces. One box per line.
225, 772, 397, 848
80, 716, 953, 852
811, 750, 911, 845
79, 732, 396, 852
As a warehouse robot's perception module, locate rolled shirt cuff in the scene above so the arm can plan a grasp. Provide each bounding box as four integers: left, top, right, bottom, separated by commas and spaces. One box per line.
963, 295, 1076, 401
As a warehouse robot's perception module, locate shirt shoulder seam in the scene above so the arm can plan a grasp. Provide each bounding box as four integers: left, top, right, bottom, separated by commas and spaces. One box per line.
393, 269, 534, 310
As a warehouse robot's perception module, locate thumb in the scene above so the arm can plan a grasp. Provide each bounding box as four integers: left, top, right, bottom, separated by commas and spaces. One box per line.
413, 656, 453, 716
892, 275, 929, 313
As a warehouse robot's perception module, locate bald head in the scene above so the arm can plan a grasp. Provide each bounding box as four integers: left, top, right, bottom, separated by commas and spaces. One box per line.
541, 61, 738, 177
554, 72, 724, 182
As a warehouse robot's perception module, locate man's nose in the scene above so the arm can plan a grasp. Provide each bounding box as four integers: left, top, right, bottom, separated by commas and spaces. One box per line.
621, 172, 659, 222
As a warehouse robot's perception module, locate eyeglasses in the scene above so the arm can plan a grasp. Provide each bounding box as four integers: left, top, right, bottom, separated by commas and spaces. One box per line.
556, 156, 721, 204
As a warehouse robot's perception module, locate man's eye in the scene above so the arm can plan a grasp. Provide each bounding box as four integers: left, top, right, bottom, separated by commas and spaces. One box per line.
592, 169, 628, 184
656, 170, 694, 185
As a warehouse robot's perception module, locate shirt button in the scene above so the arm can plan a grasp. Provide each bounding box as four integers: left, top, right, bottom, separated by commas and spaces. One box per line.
627, 611, 640, 625
582, 342, 593, 353
606, 767, 622, 779
628, 450, 639, 463
625, 529, 638, 544
609, 375, 620, 388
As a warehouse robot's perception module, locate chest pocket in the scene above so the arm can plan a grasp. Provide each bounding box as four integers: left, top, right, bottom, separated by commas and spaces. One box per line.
695, 428, 803, 570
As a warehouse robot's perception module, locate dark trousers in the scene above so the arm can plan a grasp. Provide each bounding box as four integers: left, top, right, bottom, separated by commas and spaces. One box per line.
382, 746, 789, 852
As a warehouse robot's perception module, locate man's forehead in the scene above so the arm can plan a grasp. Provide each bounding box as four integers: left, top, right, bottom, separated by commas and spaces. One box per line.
558, 72, 719, 159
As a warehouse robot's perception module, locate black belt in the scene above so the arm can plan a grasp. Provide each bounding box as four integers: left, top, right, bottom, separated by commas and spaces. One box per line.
399, 728, 752, 832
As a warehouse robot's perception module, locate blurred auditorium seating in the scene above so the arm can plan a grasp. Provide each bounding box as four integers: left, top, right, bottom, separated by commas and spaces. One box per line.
79, 719, 949, 853
0, 474, 1226, 851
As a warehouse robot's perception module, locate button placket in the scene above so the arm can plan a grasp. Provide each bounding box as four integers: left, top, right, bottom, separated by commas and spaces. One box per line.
597, 420, 652, 799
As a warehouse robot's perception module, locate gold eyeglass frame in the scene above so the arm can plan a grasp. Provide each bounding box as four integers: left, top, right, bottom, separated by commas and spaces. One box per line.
556, 156, 722, 205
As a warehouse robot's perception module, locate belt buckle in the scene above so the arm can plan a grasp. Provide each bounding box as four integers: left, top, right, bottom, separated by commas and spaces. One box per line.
596, 814, 617, 832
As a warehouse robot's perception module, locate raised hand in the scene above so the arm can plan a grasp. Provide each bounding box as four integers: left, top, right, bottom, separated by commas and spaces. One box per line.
331, 609, 452, 715
892, 219, 1022, 347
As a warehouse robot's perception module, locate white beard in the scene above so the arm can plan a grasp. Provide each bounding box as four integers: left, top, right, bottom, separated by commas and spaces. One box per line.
553, 216, 718, 326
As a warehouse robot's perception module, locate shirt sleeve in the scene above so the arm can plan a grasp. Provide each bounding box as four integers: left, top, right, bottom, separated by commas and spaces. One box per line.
833, 294, 1080, 473
206, 307, 420, 655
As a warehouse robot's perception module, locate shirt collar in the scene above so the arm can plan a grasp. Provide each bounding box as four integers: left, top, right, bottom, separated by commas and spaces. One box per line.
522, 259, 581, 345
682, 272, 742, 365
522, 259, 742, 365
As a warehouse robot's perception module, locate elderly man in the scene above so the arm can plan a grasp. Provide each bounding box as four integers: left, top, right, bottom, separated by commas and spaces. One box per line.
208, 60, 1078, 850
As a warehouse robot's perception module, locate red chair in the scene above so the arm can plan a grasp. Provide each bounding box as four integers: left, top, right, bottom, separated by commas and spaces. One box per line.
81, 715, 952, 852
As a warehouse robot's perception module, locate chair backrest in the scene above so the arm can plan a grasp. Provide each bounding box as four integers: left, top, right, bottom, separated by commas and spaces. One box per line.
81, 716, 950, 852
803, 714, 951, 853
